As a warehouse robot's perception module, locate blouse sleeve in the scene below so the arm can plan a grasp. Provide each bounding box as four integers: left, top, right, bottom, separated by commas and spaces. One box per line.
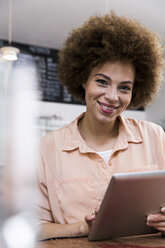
163, 128, 165, 151
35, 151, 54, 223
156, 125, 165, 167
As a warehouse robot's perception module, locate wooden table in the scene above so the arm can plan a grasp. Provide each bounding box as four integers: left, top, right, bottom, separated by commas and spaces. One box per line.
37, 233, 165, 248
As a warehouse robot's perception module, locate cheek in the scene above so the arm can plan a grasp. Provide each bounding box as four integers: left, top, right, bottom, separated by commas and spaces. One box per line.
122, 94, 132, 106
85, 86, 103, 100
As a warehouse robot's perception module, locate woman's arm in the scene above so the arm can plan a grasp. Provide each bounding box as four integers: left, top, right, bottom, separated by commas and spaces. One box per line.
38, 221, 89, 240
38, 213, 97, 240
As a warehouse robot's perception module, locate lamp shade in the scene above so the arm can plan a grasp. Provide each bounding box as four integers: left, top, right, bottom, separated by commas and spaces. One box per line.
0, 46, 20, 61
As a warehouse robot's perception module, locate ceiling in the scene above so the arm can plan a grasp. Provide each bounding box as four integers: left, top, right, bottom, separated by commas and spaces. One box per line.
0, 0, 165, 50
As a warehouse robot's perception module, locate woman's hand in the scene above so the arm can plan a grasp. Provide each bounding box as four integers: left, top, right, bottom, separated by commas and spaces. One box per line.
147, 207, 165, 235
84, 208, 98, 233
84, 214, 96, 233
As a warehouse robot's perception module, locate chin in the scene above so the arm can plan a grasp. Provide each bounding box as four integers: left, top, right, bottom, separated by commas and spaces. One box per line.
97, 115, 116, 124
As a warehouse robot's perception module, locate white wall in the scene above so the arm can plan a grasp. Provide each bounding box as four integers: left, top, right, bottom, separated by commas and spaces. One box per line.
36, 101, 146, 123
34, 101, 146, 139
145, 81, 165, 129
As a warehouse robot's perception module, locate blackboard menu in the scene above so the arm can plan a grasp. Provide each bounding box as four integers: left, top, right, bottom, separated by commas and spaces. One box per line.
0, 39, 82, 104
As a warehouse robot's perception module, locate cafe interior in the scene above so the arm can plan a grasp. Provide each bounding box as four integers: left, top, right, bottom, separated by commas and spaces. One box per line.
0, 0, 165, 247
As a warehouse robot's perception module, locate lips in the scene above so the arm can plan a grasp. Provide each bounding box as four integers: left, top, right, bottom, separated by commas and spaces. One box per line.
98, 101, 118, 111
97, 101, 119, 115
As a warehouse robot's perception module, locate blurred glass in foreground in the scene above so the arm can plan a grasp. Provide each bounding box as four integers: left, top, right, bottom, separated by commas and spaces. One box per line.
0, 56, 40, 248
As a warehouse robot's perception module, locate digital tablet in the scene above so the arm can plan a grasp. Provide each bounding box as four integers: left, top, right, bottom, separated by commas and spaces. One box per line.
88, 170, 165, 241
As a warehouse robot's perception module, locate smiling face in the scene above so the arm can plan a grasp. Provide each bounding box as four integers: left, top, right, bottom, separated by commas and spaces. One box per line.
83, 60, 135, 126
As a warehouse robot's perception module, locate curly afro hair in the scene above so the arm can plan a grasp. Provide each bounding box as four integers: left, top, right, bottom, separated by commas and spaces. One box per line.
58, 12, 164, 109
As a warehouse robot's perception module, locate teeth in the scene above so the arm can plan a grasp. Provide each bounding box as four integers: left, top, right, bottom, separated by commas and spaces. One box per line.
100, 103, 114, 110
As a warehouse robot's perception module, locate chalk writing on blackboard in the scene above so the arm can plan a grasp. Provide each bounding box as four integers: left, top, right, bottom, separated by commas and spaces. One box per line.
0, 39, 83, 105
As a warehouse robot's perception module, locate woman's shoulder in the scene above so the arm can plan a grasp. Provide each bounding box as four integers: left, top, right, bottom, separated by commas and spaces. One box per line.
121, 115, 164, 136
40, 124, 69, 144
39, 117, 79, 149
40, 113, 84, 146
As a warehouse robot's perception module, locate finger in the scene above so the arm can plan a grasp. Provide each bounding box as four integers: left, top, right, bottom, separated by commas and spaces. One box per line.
146, 220, 165, 232
152, 226, 165, 232
147, 214, 165, 224
161, 207, 165, 214
91, 208, 99, 216
147, 222, 165, 228
85, 214, 96, 220
94, 207, 99, 216
85, 215, 95, 226
84, 215, 96, 232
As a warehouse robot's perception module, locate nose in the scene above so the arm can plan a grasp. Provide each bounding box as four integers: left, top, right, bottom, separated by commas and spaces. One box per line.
104, 86, 118, 102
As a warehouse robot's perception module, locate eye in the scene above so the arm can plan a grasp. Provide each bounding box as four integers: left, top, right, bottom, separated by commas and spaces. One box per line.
119, 85, 132, 92
96, 79, 108, 86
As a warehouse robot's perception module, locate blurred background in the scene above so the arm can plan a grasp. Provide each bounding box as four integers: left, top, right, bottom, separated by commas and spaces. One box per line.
0, 0, 164, 178
0, 0, 164, 134
0, 1, 164, 246
0, 0, 165, 50
0, 0, 165, 192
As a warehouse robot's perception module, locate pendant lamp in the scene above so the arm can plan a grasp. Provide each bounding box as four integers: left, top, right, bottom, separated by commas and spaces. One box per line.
0, 0, 20, 61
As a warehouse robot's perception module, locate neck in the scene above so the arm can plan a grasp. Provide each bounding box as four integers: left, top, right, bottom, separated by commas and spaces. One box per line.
78, 112, 119, 151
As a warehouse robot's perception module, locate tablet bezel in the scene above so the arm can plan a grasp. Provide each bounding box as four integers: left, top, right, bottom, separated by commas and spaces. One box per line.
88, 170, 165, 241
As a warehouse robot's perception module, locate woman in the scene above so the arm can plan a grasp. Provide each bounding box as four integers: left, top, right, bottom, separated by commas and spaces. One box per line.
36, 12, 165, 240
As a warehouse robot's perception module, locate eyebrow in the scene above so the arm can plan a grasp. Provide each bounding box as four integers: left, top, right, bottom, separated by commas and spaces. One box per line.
94, 73, 134, 85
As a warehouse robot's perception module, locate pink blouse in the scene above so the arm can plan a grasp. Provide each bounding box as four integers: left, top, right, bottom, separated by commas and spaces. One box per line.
36, 113, 165, 224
